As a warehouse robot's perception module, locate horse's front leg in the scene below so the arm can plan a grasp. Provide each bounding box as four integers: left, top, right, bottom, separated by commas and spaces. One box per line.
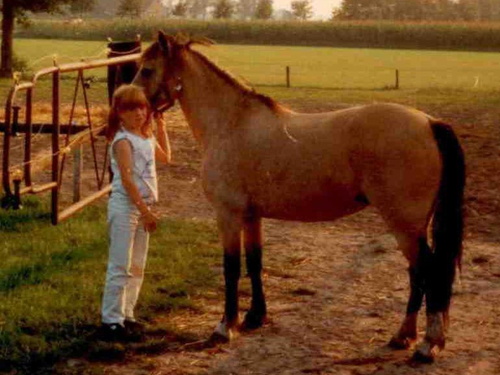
241, 216, 267, 330
211, 212, 242, 342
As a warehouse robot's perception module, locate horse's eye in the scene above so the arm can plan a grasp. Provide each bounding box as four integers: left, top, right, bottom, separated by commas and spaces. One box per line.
141, 68, 153, 78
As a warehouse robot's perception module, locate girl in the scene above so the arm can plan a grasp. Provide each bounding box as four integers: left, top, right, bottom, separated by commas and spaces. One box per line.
100, 84, 170, 341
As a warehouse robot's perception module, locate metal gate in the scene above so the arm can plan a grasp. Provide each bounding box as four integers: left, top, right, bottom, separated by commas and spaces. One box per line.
1, 45, 141, 224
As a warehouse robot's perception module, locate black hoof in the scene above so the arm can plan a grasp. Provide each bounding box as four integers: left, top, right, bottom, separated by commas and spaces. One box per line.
241, 311, 267, 331
412, 349, 435, 364
388, 336, 413, 350
412, 340, 438, 364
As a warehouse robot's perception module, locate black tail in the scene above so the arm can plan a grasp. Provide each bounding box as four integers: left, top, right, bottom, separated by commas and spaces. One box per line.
427, 121, 465, 313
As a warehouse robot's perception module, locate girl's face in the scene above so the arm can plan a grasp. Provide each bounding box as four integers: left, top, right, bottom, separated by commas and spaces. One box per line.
118, 105, 148, 133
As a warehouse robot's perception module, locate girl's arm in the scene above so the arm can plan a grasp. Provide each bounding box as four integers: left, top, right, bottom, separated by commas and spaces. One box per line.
114, 140, 158, 231
153, 112, 171, 165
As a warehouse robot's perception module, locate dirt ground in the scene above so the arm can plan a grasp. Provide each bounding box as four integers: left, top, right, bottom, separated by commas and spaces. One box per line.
104, 101, 500, 375
5, 100, 500, 374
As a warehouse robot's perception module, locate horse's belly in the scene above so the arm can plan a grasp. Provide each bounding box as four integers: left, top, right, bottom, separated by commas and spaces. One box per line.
254, 187, 368, 222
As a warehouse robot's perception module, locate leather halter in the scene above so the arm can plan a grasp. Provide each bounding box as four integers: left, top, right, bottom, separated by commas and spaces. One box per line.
150, 57, 183, 112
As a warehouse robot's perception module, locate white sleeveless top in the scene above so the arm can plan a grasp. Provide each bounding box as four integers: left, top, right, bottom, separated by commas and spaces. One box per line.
109, 129, 158, 205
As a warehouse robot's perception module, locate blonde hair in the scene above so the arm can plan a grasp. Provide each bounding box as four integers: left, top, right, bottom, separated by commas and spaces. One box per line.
106, 84, 153, 141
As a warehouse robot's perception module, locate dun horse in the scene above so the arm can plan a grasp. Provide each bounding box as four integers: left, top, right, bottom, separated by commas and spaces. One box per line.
132, 32, 465, 362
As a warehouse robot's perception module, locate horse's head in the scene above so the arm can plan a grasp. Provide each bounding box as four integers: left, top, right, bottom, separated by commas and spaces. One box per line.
132, 31, 179, 111
132, 31, 213, 111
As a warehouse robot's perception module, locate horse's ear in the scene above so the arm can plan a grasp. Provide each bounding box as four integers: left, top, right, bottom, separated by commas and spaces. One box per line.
157, 30, 172, 57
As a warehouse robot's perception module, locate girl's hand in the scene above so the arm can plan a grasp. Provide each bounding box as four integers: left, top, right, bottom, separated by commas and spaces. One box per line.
153, 111, 171, 164
153, 111, 165, 125
142, 210, 159, 233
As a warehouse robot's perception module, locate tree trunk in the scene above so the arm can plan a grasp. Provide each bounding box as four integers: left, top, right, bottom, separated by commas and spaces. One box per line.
1, 0, 15, 78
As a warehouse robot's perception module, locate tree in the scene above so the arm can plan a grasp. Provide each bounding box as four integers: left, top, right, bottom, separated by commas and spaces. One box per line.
90, 0, 121, 18
213, 0, 234, 18
189, 0, 210, 19
476, 0, 500, 20
188, 0, 209, 19
332, 0, 491, 21
334, 0, 382, 20
237, 0, 257, 19
291, 0, 312, 20
69, 0, 96, 15
393, 0, 425, 21
1, 0, 89, 78
172, 0, 189, 17
456, 0, 479, 20
254, 0, 272, 19
117, 0, 143, 17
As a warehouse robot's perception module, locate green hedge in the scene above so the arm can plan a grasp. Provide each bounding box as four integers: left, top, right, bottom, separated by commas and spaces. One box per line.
15, 19, 500, 51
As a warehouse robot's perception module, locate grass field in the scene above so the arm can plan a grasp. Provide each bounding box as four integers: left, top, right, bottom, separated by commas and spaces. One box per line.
0, 197, 219, 373
8, 39, 500, 90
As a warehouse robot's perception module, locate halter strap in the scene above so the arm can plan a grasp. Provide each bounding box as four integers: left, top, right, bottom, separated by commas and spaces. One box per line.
151, 79, 182, 112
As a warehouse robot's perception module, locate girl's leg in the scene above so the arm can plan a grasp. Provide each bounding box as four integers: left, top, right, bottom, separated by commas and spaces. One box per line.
125, 214, 150, 322
102, 204, 138, 326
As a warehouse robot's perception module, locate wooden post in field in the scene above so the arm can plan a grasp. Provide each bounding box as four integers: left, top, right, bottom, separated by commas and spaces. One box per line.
73, 145, 83, 203
286, 66, 291, 88
395, 69, 399, 90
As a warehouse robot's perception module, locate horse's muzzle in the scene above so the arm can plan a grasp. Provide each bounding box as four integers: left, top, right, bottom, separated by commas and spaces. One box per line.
150, 89, 175, 112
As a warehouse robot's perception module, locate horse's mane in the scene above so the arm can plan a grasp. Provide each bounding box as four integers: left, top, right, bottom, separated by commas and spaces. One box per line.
189, 48, 280, 112
143, 35, 281, 112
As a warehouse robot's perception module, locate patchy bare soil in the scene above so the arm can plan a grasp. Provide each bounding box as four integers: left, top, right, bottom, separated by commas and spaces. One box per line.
4, 100, 500, 374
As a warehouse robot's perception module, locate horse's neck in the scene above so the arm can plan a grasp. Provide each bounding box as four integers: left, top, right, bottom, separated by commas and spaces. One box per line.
177, 53, 247, 148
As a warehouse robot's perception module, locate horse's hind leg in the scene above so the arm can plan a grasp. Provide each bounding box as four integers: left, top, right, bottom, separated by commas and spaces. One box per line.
389, 237, 431, 349
390, 232, 449, 362
413, 251, 453, 363
241, 216, 267, 330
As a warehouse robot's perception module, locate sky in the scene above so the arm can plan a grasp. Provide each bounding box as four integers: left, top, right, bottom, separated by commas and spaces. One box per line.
273, 0, 342, 20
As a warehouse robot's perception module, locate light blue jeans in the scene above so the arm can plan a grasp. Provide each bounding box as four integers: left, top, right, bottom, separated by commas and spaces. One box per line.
101, 195, 150, 325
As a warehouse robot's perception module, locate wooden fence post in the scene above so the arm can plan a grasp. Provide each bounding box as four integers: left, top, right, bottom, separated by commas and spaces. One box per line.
286, 66, 291, 88
395, 69, 399, 90
13, 179, 21, 209
51, 70, 60, 225
73, 144, 83, 203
